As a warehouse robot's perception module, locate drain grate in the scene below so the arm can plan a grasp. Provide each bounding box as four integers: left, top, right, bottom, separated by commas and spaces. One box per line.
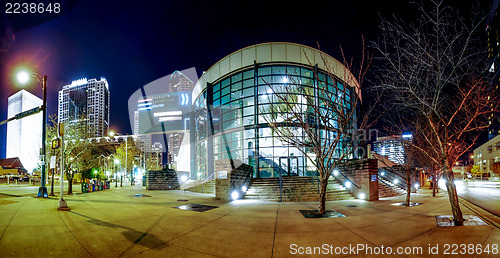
177, 199, 189, 202
299, 209, 346, 218
133, 194, 151, 198
391, 202, 422, 207
435, 215, 487, 227
346, 205, 357, 207
173, 204, 218, 212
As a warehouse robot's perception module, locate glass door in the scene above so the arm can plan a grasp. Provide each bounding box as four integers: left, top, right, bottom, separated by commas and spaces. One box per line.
289, 157, 298, 176
278, 157, 299, 176
279, 157, 288, 177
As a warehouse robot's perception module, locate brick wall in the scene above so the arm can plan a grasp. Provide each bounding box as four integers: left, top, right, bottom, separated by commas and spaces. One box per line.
214, 159, 253, 200
337, 159, 379, 201
146, 169, 180, 190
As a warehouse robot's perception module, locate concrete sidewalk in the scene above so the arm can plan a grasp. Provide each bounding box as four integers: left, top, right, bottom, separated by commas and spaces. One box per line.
0, 184, 499, 257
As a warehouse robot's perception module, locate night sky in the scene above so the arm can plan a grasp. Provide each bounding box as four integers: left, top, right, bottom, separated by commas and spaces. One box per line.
0, 0, 489, 159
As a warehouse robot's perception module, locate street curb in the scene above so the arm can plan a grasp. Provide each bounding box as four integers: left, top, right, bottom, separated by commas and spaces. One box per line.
459, 197, 500, 229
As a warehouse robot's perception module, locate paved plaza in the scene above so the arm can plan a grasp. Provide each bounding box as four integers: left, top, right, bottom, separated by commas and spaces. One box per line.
0, 184, 499, 257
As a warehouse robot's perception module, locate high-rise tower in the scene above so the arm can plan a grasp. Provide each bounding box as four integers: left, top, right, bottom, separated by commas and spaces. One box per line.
58, 77, 110, 137
167, 71, 194, 159
6, 90, 42, 172
486, 0, 500, 139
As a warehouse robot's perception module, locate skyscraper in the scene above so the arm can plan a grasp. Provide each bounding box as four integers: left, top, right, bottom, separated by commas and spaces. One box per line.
133, 110, 151, 152
167, 71, 194, 159
6, 90, 42, 172
58, 77, 110, 137
486, 0, 500, 139
373, 136, 406, 164
168, 70, 195, 93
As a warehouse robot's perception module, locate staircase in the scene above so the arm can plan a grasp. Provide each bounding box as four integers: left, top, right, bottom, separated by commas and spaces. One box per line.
378, 177, 405, 198
244, 176, 354, 201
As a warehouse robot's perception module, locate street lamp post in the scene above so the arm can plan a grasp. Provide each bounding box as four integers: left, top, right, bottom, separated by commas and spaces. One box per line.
58, 123, 69, 210
114, 158, 120, 187
40, 74, 48, 198
17, 71, 48, 198
110, 131, 129, 186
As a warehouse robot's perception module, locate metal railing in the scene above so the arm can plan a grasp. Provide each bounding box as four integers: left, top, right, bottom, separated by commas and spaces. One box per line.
378, 168, 407, 190
201, 172, 216, 193
335, 169, 361, 189
378, 176, 394, 188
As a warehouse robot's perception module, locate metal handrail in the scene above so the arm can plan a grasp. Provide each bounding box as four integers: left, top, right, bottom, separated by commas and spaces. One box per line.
202, 172, 216, 184
306, 170, 320, 194
377, 176, 393, 187
378, 169, 407, 190
201, 172, 216, 193
335, 169, 361, 189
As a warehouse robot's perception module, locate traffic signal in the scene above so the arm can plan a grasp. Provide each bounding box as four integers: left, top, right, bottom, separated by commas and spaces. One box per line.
52, 138, 60, 149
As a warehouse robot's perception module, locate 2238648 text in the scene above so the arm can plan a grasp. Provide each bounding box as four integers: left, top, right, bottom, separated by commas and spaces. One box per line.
5, 2, 60, 14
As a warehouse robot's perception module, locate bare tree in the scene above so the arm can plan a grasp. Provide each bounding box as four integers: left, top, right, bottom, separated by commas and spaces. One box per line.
376, 134, 421, 206
373, 0, 497, 225
261, 41, 373, 215
115, 138, 140, 184
47, 116, 94, 195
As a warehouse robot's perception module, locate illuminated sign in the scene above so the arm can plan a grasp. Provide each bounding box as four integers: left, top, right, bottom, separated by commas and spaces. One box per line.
138, 92, 191, 134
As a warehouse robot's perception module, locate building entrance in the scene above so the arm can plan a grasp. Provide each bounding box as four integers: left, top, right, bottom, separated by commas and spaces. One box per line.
279, 157, 299, 176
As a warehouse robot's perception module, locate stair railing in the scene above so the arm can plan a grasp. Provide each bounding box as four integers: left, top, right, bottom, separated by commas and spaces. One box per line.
334, 169, 361, 189
306, 170, 320, 194
378, 168, 407, 190
201, 172, 216, 194
378, 176, 393, 188
278, 167, 283, 202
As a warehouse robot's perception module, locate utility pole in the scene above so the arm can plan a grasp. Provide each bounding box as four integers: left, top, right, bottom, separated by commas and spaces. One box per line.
58, 123, 69, 211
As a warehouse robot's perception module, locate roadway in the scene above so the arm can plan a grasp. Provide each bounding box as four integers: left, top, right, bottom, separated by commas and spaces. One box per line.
458, 181, 500, 217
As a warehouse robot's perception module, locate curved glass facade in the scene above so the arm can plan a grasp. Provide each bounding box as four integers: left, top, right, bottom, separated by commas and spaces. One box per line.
194, 62, 357, 179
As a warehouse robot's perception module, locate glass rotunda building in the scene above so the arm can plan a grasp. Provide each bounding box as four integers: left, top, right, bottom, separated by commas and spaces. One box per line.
191, 42, 361, 179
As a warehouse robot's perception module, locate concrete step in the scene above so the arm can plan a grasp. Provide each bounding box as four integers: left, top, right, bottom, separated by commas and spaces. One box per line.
244, 194, 355, 201
245, 193, 351, 198
246, 189, 350, 194
244, 176, 353, 202
378, 179, 405, 198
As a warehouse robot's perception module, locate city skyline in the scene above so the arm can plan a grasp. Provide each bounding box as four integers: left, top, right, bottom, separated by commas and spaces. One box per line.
0, 0, 490, 160
0, 1, 498, 255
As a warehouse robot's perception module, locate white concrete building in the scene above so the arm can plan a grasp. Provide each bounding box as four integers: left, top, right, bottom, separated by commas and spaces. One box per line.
473, 134, 500, 177
6, 90, 42, 172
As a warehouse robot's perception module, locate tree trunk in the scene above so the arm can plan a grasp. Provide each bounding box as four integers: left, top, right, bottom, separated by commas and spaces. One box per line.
432, 179, 436, 197
318, 177, 328, 215
405, 178, 411, 206
66, 172, 74, 195
432, 172, 437, 197
443, 169, 464, 226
